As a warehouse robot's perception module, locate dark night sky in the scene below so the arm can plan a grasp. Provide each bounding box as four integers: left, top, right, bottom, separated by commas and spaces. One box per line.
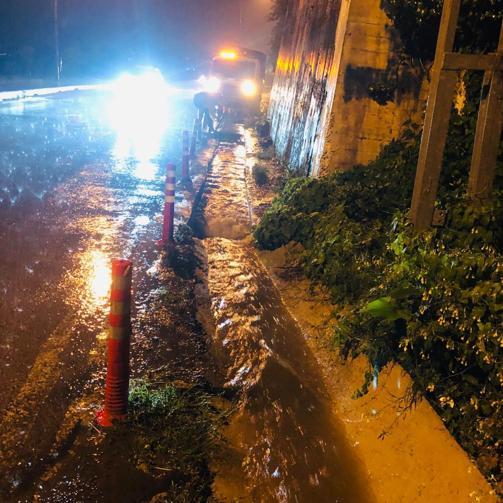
0, 0, 272, 80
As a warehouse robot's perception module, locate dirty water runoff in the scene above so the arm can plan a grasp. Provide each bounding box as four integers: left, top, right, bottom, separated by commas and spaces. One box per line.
195, 136, 375, 502
0, 90, 373, 501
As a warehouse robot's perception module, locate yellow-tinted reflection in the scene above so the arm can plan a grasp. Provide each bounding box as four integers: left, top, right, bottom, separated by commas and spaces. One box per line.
88, 250, 111, 307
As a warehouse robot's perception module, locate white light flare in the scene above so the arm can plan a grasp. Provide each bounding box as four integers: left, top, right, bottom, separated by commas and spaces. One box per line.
198, 75, 222, 94
88, 250, 111, 308
241, 79, 258, 97
106, 70, 171, 165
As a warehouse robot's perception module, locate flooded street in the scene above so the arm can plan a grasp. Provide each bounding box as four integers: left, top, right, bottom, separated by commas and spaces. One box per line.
0, 89, 197, 497
195, 140, 374, 501
1, 90, 492, 503
0, 93, 376, 499
197, 238, 374, 502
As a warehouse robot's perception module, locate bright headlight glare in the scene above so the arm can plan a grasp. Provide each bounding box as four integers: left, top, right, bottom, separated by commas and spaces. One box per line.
241, 79, 257, 97
113, 70, 170, 102
204, 76, 221, 94
107, 69, 170, 141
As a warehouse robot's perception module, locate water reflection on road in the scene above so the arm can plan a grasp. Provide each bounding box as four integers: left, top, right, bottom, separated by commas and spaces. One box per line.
0, 90, 193, 493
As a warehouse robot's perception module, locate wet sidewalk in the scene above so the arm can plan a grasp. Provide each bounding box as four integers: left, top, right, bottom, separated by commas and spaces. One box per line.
194, 132, 375, 501
193, 128, 497, 502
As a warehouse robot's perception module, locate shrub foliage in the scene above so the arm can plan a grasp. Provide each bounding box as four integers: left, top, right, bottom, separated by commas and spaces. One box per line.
254, 93, 503, 483
382, 0, 502, 63
258, 1, 503, 483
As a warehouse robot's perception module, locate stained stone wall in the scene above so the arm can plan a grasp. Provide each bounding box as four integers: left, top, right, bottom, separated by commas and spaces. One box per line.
269, 0, 426, 176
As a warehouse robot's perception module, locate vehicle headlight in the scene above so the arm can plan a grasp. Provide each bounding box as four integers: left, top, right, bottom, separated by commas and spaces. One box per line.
240, 79, 257, 97
108, 70, 171, 135
204, 76, 221, 94
113, 70, 170, 102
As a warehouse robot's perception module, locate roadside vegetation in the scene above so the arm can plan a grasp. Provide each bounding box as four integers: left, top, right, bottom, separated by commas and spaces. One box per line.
103, 380, 226, 502
256, 0, 502, 487
254, 72, 502, 487
382, 0, 502, 63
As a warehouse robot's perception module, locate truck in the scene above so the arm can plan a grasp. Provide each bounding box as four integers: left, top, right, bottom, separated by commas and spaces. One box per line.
198, 47, 266, 113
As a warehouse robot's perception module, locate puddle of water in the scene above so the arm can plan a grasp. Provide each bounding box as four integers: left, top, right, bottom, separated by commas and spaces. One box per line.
199, 238, 375, 502
0, 90, 201, 497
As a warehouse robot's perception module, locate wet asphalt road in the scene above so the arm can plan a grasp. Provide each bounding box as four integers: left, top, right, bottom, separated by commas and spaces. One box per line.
0, 88, 195, 492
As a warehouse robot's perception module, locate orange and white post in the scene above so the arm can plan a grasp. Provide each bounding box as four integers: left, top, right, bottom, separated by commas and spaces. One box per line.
96, 258, 133, 427
161, 164, 176, 245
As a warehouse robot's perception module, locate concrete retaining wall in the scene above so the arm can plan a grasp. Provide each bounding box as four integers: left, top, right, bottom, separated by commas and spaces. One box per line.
269, 0, 426, 176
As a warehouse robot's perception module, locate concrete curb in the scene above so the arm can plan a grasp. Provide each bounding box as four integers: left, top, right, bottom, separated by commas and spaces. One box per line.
187, 141, 220, 235
0, 83, 107, 102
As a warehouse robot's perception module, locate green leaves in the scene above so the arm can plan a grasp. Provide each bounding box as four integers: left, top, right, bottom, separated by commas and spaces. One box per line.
363, 288, 419, 321
254, 69, 503, 486
341, 211, 502, 485
382, 0, 502, 62
364, 297, 400, 320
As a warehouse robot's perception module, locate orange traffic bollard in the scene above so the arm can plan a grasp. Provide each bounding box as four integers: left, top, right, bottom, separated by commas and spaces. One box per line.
182, 130, 190, 180
161, 164, 176, 245
96, 259, 133, 428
